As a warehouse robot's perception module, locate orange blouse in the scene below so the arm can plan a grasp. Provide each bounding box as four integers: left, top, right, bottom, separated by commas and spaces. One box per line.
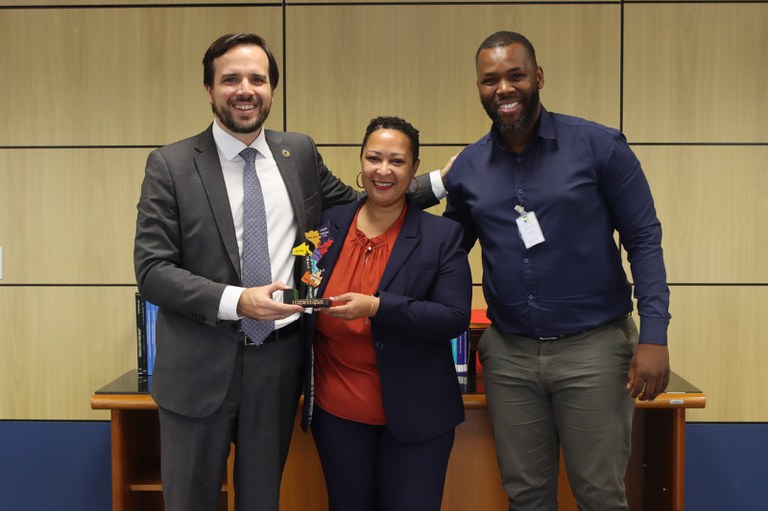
314, 204, 408, 425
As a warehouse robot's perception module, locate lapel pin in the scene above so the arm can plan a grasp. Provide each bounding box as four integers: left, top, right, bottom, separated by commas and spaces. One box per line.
282, 149, 291, 158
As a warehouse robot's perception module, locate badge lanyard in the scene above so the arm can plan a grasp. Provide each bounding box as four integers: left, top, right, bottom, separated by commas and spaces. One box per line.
514, 205, 545, 249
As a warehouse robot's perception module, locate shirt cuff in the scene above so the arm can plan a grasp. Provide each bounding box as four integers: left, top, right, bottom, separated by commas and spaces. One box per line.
218, 285, 245, 321
429, 169, 447, 200
638, 316, 669, 345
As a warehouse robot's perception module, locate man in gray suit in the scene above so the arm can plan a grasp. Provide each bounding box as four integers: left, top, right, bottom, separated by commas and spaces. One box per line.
134, 33, 439, 511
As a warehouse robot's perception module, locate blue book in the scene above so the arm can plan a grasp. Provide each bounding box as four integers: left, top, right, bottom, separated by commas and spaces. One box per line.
135, 293, 147, 378
145, 300, 158, 376
455, 331, 468, 375
450, 331, 469, 376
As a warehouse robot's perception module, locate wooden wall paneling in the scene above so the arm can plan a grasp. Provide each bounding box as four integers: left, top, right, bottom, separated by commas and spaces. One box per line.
1, 0, 761, 431
0, 286, 137, 420
0, 6, 283, 146
2, 0, 600, 5
471, 286, 488, 312
0, 149, 149, 284
7, 1, 264, 5
623, 3, 768, 143
285, 4, 620, 144
290, 0, 595, 4
632, 146, 768, 284
666, 286, 768, 423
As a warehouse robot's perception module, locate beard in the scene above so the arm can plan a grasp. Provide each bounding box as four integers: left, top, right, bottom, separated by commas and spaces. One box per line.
484, 88, 540, 133
211, 96, 271, 135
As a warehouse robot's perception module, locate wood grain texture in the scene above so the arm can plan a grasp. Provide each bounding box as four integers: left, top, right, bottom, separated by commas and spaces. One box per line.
0, 287, 136, 420
291, 0, 595, 4
8, 0, 264, 5
0, 6, 283, 146
633, 146, 768, 283
0, 149, 146, 284
0, 1, 763, 426
667, 286, 768, 423
285, 3, 620, 144
624, 3, 768, 143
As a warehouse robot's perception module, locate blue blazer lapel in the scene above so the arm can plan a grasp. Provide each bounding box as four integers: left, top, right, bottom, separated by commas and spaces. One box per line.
315, 202, 358, 299
193, 127, 241, 280
314, 201, 421, 296
378, 204, 421, 291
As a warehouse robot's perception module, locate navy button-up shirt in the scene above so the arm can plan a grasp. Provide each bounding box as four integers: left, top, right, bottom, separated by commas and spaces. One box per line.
445, 107, 670, 344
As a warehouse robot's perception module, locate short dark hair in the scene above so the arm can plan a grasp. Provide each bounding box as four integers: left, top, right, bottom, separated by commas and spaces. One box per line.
475, 31, 537, 67
202, 33, 279, 89
360, 116, 420, 162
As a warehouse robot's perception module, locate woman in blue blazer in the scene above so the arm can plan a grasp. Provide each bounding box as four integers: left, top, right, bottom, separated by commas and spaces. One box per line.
301, 116, 472, 511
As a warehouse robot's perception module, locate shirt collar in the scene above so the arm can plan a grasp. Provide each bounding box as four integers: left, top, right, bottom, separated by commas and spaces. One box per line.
211, 120, 272, 161
485, 105, 556, 148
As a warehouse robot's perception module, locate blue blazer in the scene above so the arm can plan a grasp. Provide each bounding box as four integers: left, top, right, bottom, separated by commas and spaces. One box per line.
302, 200, 472, 443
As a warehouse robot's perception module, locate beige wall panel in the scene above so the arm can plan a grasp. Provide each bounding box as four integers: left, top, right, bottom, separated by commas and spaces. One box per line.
667, 286, 768, 423
0, 149, 149, 284
471, 286, 488, 311
291, 0, 593, 3
0, 286, 136, 420
0, 7, 283, 146
9, 1, 264, 5
630, 146, 768, 284
624, 3, 768, 143
285, 4, 620, 144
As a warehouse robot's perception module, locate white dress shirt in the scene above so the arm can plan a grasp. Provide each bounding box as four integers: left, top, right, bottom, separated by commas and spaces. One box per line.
211, 121, 300, 328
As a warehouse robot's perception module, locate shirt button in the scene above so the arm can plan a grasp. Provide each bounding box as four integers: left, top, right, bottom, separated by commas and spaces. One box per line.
523, 258, 530, 264
517, 189, 524, 195
516, 157, 522, 162
375, 342, 384, 350
528, 295, 534, 300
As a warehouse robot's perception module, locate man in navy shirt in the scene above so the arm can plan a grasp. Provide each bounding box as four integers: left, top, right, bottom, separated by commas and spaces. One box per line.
443, 31, 670, 511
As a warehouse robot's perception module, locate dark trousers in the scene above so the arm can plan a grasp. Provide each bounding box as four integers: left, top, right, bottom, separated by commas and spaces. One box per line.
310, 405, 455, 511
158, 333, 304, 511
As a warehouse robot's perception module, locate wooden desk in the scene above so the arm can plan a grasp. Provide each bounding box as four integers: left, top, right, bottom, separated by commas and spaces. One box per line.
92, 370, 703, 511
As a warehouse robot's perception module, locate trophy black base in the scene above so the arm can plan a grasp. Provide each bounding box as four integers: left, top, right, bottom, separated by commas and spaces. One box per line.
283, 292, 331, 308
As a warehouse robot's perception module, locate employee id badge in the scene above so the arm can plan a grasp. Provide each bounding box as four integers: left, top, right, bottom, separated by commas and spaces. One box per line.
514, 206, 545, 249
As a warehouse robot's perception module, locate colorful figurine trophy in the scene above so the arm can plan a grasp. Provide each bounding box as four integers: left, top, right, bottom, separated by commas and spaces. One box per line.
284, 223, 333, 307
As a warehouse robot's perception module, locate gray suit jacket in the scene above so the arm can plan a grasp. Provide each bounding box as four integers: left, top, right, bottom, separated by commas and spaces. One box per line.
134, 125, 437, 417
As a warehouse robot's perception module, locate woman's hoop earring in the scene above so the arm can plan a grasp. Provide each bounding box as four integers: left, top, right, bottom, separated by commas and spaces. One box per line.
408, 177, 420, 194
356, 172, 364, 188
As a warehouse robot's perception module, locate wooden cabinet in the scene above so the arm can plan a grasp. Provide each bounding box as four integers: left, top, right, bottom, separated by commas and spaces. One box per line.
92, 370, 704, 511
91, 374, 232, 511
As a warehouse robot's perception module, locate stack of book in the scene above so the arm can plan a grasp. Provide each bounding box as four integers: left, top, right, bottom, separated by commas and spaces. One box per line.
450, 331, 469, 392
135, 293, 158, 379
